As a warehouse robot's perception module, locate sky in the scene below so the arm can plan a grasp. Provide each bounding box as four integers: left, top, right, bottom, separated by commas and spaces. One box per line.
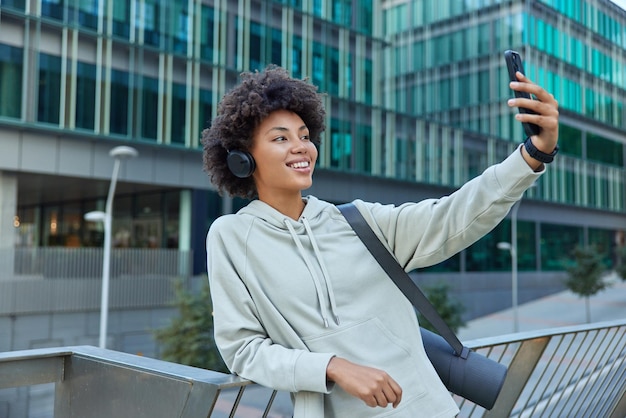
610, 0, 626, 11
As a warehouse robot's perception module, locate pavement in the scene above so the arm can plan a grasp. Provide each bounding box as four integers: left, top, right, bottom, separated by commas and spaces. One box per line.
458, 273, 626, 341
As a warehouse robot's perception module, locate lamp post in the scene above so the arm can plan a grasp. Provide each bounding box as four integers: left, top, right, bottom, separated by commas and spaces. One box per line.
85, 145, 138, 349
497, 200, 520, 333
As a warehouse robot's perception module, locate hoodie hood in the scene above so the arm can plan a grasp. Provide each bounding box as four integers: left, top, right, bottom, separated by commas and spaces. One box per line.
238, 195, 328, 226
239, 196, 340, 327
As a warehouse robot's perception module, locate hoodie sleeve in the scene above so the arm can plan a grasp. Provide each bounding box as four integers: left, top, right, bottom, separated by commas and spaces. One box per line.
206, 216, 334, 394
354, 145, 543, 270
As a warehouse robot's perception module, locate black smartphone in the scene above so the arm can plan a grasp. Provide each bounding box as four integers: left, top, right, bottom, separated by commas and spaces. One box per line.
504, 50, 541, 137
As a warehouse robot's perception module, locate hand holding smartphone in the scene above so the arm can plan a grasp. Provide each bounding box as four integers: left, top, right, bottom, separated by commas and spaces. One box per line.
504, 50, 541, 137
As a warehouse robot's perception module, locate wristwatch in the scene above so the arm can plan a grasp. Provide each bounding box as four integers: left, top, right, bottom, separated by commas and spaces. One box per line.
523, 137, 559, 164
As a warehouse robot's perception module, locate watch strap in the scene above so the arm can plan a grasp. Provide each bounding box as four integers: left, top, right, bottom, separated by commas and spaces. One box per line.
524, 137, 558, 164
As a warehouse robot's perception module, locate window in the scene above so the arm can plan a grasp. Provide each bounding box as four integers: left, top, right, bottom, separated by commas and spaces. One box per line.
78, 0, 99, 29
139, 75, 159, 140
540, 223, 583, 271
330, 118, 352, 170
558, 124, 582, 157
201, 6, 215, 62
112, 0, 130, 38
38, 53, 62, 124
589, 227, 617, 269
312, 42, 325, 90
0, 44, 23, 119
355, 123, 372, 174
199, 88, 213, 140
587, 133, 623, 167
110, 69, 129, 135
76, 61, 96, 130
171, 1, 189, 54
332, 0, 352, 27
355, 0, 372, 34
42, 0, 63, 21
2, 0, 26, 11
170, 83, 186, 145
140, 0, 161, 47
250, 22, 264, 71
271, 28, 282, 66
466, 222, 509, 272
291, 36, 302, 79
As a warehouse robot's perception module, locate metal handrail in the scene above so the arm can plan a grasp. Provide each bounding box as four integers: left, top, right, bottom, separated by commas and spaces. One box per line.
1, 320, 625, 417
464, 318, 626, 418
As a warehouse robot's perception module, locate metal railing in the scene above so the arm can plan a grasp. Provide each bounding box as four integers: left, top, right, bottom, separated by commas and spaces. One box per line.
0, 248, 193, 315
3, 248, 192, 279
1, 319, 625, 417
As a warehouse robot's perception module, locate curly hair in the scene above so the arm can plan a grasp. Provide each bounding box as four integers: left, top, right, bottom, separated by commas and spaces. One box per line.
201, 65, 326, 199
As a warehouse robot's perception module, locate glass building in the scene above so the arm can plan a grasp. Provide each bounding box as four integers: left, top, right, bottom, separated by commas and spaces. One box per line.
0, 0, 624, 311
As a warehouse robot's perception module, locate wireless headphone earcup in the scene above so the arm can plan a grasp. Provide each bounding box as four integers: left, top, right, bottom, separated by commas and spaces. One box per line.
227, 150, 256, 178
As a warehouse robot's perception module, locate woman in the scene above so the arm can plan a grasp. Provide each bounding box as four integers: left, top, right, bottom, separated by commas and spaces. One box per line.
202, 65, 558, 417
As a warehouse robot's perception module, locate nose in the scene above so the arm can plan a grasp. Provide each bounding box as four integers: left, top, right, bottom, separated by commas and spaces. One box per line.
291, 137, 308, 153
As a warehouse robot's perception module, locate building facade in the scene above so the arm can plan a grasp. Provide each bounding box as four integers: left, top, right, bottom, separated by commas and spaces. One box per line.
0, 0, 625, 315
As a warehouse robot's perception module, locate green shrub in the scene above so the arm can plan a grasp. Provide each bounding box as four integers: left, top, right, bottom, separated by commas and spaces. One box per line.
417, 282, 466, 334
154, 278, 228, 373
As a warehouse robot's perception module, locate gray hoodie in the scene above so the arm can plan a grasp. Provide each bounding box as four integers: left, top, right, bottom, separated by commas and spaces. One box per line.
207, 145, 542, 417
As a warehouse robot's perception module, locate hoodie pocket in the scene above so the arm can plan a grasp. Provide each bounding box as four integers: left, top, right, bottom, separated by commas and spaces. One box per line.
302, 317, 427, 415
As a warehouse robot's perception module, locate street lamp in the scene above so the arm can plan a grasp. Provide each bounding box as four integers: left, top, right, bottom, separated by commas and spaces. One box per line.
497, 234, 518, 333
85, 145, 138, 349
496, 181, 537, 333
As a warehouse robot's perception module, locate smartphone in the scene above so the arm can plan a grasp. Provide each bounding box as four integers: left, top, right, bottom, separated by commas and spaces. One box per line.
504, 50, 541, 137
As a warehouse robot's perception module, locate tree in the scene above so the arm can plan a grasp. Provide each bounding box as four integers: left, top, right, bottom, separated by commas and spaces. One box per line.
564, 245, 609, 323
417, 282, 466, 334
154, 278, 228, 373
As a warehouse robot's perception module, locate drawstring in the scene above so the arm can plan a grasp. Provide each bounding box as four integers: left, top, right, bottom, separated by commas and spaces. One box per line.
302, 217, 340, 325
285, 220, 331, 327
284, 218, 340, 327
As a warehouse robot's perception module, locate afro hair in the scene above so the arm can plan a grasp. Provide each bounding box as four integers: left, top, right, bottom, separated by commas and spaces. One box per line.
201, 65, 326, 199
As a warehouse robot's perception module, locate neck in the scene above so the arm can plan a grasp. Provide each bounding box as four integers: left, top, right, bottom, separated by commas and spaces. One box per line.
258, 193, 306, 220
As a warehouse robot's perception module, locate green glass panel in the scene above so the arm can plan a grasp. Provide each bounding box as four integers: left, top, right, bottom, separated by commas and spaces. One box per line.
41, 0, 63, 20
587, 133, 624, 166
330, 118, 351, 169
170, 83, 186, 144
0, 44, 23, 119
558, 124, 582, 157
199, 88, 213, 142
110, 69, 129, 135
250, 22, 264, 71
76, 61, 96, 130
112, 0, 130, 38
356, 123, 372, 173
37, 53, 62, 124
201, 6, 215, 61
466, 222, 510, 272
589, 227, 617, 269
140, 76, 159, 140
143, 0, 161, 47
540, 224, 584, 271
2, 0, 26, 11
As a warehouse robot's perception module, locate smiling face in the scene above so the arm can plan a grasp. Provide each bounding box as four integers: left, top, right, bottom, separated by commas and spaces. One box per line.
250, 109, 318, 203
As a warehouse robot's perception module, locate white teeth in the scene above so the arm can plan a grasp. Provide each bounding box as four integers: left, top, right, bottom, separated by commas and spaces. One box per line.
289, 161, 309, 169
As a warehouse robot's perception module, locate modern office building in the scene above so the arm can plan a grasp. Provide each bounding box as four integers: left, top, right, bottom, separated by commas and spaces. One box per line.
1, 0, 625, 317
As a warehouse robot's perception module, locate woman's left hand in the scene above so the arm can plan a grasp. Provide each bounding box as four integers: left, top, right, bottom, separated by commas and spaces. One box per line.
508, 72, 559, 169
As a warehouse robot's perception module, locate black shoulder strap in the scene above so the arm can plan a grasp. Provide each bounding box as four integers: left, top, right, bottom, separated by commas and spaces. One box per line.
338, 202, 466, 357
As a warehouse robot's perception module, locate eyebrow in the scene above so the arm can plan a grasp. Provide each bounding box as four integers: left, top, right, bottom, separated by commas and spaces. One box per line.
264, 125, 308, 135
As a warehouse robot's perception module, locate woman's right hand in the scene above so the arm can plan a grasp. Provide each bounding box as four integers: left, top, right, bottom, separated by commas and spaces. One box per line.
326, 357, 403, 408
